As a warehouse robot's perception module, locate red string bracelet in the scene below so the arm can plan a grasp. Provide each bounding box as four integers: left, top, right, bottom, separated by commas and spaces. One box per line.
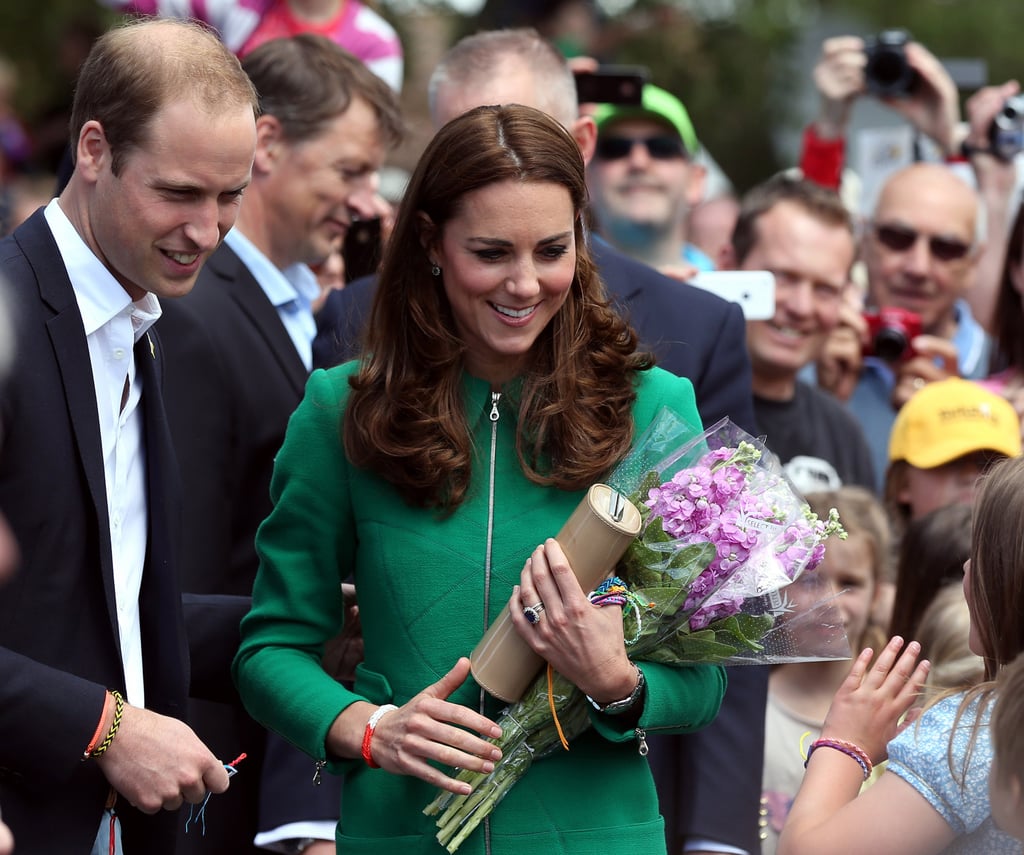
804, 737, 873, 781
82, 690, 114, 760
361, 704, 398, 768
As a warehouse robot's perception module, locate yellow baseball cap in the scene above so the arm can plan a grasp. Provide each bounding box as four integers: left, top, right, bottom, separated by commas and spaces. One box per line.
888, 378, 1021, 468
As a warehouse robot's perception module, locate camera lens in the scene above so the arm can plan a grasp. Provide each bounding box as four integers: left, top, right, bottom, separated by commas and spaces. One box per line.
873, 327, 910, 363
863, 30, 917, 98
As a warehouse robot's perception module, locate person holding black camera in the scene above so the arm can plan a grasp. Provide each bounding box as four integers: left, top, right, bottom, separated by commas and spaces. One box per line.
957, 78, 1024, 336
798, 33, 961, 192
800, 32, 1022, 338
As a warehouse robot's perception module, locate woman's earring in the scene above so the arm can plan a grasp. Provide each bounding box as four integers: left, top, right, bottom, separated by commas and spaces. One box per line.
431, 264, 441, 277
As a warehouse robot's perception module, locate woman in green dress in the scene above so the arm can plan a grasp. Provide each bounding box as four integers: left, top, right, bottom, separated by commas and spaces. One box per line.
234, 103, 726, 855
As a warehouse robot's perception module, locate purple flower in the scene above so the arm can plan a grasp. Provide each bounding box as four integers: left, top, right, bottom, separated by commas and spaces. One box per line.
709, 464, 745, 503
638, 440, 846, 634
689, 596, 744, 631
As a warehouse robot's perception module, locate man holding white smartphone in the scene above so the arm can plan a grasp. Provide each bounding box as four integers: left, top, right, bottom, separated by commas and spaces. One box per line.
721, 173, 876, 493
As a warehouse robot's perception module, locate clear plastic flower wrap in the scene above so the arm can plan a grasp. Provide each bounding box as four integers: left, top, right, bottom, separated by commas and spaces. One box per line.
423, 410, 851, 852
618, 413, 851, 665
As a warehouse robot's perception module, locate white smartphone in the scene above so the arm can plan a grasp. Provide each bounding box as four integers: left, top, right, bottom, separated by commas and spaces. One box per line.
689, 271, 776, 320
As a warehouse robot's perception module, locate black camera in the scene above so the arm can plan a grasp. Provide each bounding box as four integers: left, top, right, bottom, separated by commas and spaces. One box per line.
988, 95, 1024, 162
863, 30, 919, 98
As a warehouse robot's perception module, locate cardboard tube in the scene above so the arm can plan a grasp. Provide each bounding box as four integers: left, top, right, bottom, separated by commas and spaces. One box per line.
470, 484, 643, 702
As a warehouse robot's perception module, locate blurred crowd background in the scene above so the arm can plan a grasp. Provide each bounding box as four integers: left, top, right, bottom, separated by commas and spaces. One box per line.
2, 0, 1022, 230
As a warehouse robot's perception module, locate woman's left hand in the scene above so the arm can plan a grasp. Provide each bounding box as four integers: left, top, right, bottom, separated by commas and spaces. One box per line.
508, 539, 638, 704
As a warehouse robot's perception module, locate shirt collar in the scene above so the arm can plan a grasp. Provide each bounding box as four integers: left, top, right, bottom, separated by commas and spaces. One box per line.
224, 228, 320, 309
950, 298, 988, 376
44, 198, 162, 341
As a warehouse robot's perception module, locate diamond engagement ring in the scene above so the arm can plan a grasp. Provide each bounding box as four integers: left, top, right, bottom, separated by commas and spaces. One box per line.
522, 602, 545, 624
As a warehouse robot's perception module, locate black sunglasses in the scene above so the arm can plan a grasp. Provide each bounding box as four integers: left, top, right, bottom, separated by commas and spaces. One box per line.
594, 135, 687, 161
872, 223, 971, 262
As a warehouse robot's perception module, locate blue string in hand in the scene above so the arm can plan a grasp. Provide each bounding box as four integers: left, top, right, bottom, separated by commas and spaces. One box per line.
184, 752, 246, 836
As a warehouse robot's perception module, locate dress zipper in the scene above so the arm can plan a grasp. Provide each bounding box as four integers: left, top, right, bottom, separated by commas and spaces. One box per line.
635, 727, 649, 756
481, 391, 500, 855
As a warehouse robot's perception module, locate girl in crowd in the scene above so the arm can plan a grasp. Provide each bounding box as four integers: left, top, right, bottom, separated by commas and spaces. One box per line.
760, 486, 890, 854
779, 454, 1024, 854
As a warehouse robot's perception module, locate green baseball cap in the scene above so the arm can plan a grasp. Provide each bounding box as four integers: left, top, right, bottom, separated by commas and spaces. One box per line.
593, 84, 699, 157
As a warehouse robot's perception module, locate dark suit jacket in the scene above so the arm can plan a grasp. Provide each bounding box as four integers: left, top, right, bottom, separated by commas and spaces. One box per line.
158, 243, 308, 597
314, 236, 766, 854
158, 242, 341, 852
0, 209, 188, 854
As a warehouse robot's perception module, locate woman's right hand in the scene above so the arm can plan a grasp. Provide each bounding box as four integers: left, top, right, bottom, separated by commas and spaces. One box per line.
328, 658, 503, 795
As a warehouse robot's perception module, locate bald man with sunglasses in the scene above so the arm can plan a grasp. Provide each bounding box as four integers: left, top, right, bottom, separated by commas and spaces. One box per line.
822, 162, 990, 489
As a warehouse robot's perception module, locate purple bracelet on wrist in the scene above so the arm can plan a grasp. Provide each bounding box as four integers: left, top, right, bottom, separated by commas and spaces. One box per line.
804, 737, 873, 781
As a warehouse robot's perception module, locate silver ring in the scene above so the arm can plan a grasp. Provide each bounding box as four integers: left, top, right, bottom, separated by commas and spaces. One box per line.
522, 602, 545, 624
911, 377, 926, 391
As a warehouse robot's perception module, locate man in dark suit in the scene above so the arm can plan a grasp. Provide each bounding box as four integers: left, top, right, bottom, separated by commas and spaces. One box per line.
157, 35, 404, 855
314, 29, 765, 855
0, 18, 259, 855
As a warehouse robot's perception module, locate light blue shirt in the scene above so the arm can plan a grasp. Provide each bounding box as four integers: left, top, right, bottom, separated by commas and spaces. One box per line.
223, 228, 320, 371
888, 693, 1021, 854
682, 242, 716, 273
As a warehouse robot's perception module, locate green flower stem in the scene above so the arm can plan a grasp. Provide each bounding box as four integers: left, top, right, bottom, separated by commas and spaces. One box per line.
424, 669, 592, 853
438, 748, 529, 852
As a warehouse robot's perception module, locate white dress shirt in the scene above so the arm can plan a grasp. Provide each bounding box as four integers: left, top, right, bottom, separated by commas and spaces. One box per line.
44, 198, 161, 707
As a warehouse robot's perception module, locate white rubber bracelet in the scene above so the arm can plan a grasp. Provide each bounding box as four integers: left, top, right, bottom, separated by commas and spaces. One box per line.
367, 703, 398, 732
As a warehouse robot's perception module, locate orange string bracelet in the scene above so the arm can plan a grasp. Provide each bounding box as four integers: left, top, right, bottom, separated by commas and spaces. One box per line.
82, 690, 114, 760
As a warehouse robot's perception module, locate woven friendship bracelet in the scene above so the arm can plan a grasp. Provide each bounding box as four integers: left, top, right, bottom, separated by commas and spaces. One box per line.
804, 737, 873, 781
361, 704, 398, 768
588, 576, 654, 645
89, 690, 124, 759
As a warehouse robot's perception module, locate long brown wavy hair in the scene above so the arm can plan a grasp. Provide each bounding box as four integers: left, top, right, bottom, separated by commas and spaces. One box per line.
344, 104, 652, 509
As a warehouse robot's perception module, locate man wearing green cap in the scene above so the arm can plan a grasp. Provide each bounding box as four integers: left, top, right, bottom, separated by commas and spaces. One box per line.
589, 84, 713, 277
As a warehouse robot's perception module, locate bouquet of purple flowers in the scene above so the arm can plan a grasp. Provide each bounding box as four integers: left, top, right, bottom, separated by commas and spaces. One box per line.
424, 412, 850, 852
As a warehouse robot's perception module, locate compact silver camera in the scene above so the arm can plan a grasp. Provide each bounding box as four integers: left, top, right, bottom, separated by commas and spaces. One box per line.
989, 95, 1024, 162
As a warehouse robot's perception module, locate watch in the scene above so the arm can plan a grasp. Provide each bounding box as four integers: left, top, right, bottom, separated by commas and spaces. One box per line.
586, 665, 645, 714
